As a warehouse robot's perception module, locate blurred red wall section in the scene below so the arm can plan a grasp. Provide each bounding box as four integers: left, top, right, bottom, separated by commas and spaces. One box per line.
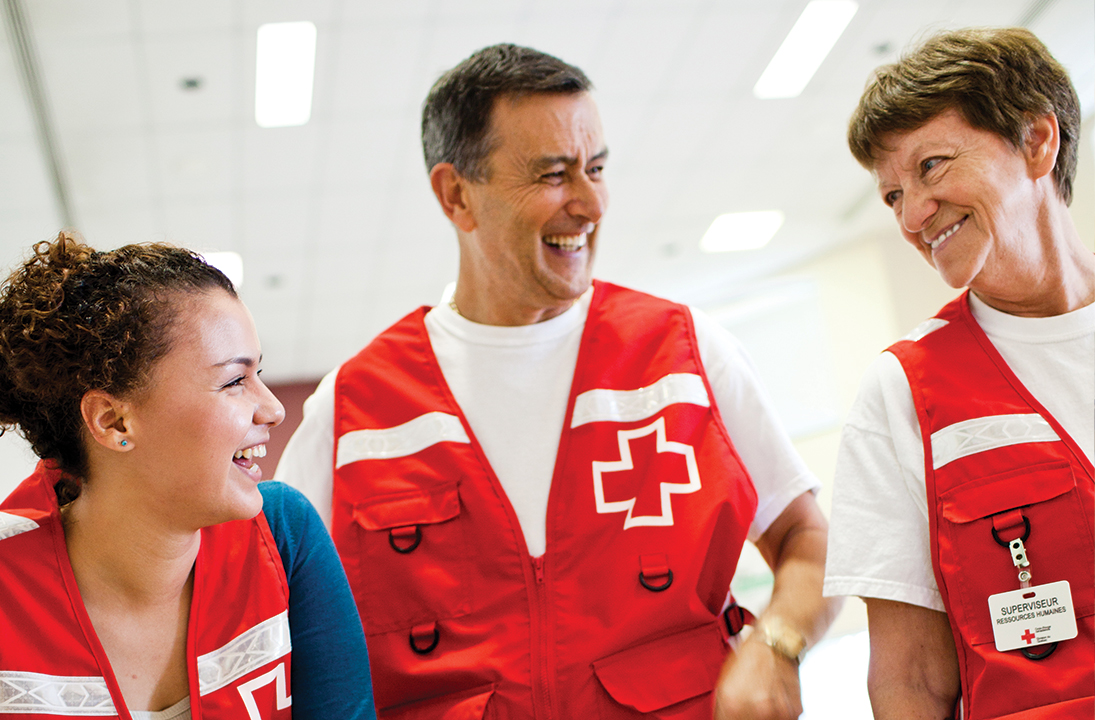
265, 380, 321, 476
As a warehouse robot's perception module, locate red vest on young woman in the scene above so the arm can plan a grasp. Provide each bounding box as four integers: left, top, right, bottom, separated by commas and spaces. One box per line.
0, 463, 293, 720
331, 281, 758, 718
889, 292, 1094, 719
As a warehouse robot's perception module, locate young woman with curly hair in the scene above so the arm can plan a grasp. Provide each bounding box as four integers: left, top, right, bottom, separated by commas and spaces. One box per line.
0, 232, 375, 720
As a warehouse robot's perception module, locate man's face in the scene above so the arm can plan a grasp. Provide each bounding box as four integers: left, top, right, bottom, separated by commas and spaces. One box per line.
461, 91, 608, 322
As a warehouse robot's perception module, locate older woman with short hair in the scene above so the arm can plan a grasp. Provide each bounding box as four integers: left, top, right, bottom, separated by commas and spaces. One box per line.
824, 27, 1094, 718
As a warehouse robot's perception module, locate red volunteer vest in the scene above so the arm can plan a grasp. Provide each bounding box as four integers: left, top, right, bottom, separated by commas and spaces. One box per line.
332, 281, 758, 718
0, 463, 293, 720
888, 292, 1094, 719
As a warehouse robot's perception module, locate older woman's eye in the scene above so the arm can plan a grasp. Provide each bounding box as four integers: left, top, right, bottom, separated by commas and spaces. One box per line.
883, 190, 901, 207
922, 157, 944, 173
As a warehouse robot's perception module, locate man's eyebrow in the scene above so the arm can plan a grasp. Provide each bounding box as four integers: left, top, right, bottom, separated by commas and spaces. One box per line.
529, 148, 609, 172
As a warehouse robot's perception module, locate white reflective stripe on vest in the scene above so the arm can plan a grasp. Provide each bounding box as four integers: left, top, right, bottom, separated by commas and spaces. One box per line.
0, 512, 38, 542
197, 610, 291, 696
336, 412, 470, 467
931, 413, 1060, 470
571, 373, 709, 428
903, 317, 949, 342
0, 670, 116, 715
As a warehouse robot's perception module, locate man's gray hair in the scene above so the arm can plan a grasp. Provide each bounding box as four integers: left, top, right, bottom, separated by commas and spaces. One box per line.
421, 44, 592, 181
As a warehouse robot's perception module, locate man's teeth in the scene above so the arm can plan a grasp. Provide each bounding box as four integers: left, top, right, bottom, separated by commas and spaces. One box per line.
930, 219, 963, 249
233, 444, 267, 461
544, 233, 587, 251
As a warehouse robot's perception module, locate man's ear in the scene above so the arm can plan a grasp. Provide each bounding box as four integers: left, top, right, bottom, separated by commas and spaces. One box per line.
430, 163, 478, 233
1024, 113, 1060, 182
80, 390, 133, 452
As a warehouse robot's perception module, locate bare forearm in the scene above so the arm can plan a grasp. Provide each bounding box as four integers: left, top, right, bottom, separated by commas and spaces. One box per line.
865, 599, 959, 720
756, 494, 841, 647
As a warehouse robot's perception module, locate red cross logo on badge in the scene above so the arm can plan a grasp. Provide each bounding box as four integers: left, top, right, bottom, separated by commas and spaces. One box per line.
1021, 629, 1036, 645
591, 416, 701, 529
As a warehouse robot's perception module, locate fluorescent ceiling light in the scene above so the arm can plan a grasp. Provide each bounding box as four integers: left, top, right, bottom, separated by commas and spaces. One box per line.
700, 211, 784, 252
754, 1, 857, 99
255, 21, 317, 128
202, 251, 244, 288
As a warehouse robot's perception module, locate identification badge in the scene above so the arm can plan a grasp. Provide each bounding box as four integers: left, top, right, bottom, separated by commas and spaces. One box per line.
987, 580, 1077, 652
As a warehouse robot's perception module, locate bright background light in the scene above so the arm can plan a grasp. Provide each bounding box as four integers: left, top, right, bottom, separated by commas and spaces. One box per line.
255, 21, 317, 128
754, 1, 858, 99
202, 251, 244, 287
701, 211, 785, 252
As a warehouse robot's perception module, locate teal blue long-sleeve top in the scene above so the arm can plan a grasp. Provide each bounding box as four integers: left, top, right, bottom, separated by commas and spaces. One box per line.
259, 481, 375, 719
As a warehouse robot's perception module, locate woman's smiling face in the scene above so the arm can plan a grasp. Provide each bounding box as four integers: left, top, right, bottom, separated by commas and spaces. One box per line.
122, 289, 284, 529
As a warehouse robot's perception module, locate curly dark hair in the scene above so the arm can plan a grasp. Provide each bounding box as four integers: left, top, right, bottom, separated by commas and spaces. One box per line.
0, 231, 236, 502
421, 43, 592, 181
848, 27, 1080, 204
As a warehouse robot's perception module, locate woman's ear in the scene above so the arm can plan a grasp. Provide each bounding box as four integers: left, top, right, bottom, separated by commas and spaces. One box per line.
1024, 113, 1060, 182
80, 390, 133, 452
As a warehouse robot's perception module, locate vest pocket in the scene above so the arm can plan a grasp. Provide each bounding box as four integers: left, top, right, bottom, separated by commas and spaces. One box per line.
937, 461, 1094, 646
350, 481, 473, 633
592, 623, 726, 718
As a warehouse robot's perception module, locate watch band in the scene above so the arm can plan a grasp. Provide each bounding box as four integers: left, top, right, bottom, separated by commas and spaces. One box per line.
756, 617, 808, 666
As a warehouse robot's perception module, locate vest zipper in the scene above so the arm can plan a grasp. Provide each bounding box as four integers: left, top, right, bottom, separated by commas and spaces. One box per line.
530, 555, 554, 719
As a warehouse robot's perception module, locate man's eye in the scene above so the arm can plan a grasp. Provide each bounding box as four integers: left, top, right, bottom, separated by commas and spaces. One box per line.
588, 165, 604, 177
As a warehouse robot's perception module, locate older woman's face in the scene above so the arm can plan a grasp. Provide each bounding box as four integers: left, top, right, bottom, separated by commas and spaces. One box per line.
873, 109, 1039, 290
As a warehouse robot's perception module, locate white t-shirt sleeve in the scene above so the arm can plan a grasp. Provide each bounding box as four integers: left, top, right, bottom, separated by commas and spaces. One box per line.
273, 368, 338, 530
690, 308, 821, 541
823, 351, 944, 611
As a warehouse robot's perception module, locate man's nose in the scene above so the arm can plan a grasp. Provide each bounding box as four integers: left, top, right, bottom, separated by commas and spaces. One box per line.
567, 173, 606, 224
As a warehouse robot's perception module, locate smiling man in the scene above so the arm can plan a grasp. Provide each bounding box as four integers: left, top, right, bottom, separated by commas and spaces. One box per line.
277, 44, 838, 718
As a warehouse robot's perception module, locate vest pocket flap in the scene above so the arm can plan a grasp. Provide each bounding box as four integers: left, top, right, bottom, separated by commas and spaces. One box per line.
940, 461, 1074, 524
383, 684, 495, 719
593, 623, 725, 712
352, 482, 460, 530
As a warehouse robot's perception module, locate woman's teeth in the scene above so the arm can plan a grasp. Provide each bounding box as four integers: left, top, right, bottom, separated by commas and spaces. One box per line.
234, 444, 267, 461
931, 219, 964, 249
544, 233, 587, 251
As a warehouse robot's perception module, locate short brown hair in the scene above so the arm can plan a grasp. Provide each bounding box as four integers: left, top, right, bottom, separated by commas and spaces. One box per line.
421, 44, 592, 181
848, 27, 1080, 204
0, 231, 236, 499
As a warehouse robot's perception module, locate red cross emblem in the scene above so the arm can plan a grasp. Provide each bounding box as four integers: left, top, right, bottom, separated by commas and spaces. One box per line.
591, 417, 701, 529
1021, 629, 1036, 645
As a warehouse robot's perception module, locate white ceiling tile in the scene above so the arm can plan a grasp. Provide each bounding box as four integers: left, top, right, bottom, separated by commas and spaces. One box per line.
135, 0, 236, 33
75, 202, 160, 249
241, 0, 340, 27
25, 0, 132, 40
36, 36, 145, 133
155, 128, 234, 197
65, 131, 155, 207
140, 32, 237, 127
0, 139, 56, 213
243, 124, 320, 190
242, 193, 312, 253
329, 24, 425, 115
160, 198, 234, 251
0, 32, 36, 138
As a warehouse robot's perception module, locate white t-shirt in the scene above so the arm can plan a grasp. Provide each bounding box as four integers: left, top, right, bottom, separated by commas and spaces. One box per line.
824, 294, 1095, 611
276, 288, 819, 557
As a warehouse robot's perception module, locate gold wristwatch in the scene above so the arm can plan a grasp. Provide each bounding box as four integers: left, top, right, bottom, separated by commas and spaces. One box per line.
756, 617, 807, 666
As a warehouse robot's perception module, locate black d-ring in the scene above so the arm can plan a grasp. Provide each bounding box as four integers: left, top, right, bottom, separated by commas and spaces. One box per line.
992, 516, 1030, 547
1022, 641, 1057, 661
639, 568, 673, 592
409, 626, 440, 654
389, 525, 422, 553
